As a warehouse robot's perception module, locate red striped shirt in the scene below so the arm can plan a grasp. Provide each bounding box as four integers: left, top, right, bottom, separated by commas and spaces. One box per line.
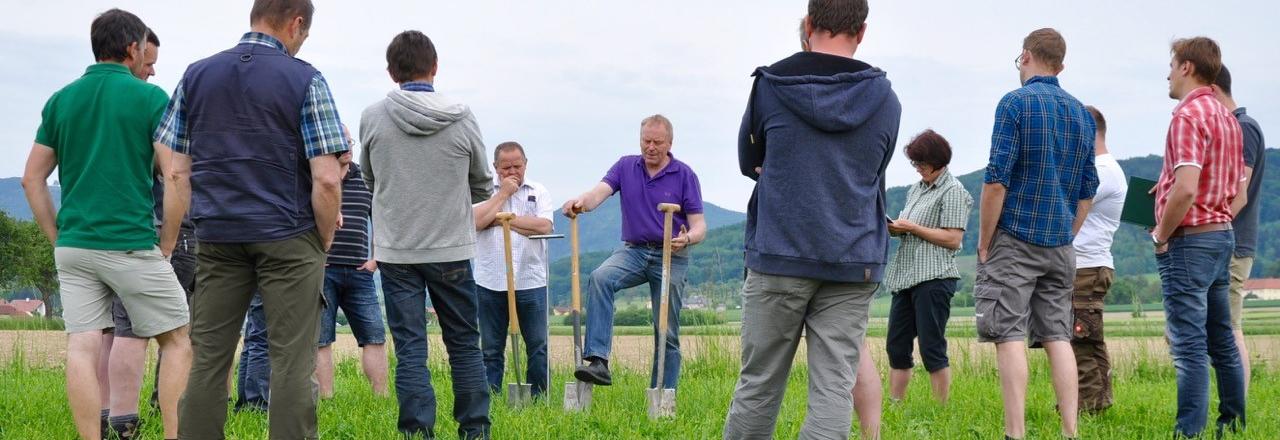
1156, 86, 1244, 227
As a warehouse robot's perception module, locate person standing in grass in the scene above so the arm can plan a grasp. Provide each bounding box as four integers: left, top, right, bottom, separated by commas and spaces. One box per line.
22, 9, 192, 440
723, 0, 900, 437
975, 28, 1095, 440
1069, 105, 1127, 414
1152, 36, 1246, 438
156, 0, 348, 437
473, 142, 554, 399
561, 114, 707, 391
1213, 66, 1265, 399
884, 129, 971, 405
360, 30, 494, 439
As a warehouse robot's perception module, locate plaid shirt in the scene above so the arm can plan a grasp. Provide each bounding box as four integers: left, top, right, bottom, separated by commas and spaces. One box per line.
1156, 86, 1244, 227
984, 76, 1099, 248
884, 169, 973, 293
154, 32, 348, 159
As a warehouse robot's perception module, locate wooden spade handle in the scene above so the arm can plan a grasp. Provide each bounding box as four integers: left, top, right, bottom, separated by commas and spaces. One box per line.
496, 212, 520, 335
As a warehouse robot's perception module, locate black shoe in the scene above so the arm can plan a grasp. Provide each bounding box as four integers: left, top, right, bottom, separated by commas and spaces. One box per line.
574, 358, 612, 386
109, 414, 141, 439
100, 410, 110, 440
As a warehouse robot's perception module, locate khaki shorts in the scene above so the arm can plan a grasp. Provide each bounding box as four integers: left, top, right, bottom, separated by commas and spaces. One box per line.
55, 247, 189, 337
974, 230, 1074, 344
1228, 256, 1253, 330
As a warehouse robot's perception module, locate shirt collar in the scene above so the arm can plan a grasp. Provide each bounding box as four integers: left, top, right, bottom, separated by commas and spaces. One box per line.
1173, 86, 1215, 114
919, 167, 952, 189
400, 81, 435, 92
1022, 75, 1060, 88
636, 153, 678, 178
1234, 107, 1248, 118
85, 62, 132, 76
239, 32, 288, 54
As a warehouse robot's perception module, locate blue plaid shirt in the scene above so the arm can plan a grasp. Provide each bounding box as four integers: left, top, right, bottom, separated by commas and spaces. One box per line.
154, 32, 348, 159
984, 76, 1099, 248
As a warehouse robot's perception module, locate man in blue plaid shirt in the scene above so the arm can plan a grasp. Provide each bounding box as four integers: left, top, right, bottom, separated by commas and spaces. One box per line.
975, 28, 1098, 440
152, 1, 348, 438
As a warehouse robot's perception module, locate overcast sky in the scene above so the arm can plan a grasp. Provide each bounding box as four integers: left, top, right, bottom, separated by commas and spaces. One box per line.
2, 0, 1276, 212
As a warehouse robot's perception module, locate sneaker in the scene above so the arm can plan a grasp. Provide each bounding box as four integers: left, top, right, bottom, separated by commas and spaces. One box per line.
573, 357, 612, 386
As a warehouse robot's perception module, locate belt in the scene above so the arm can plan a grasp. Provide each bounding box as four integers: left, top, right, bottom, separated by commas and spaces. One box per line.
625, 241, 665, 249
1171, 222, 1231, 237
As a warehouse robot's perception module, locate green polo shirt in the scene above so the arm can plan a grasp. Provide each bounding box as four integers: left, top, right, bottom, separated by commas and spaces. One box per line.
884, 169, 973, 293
34, 63, 170, 250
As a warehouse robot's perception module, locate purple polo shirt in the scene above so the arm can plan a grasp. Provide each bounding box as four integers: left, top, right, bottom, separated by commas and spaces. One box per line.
602, 154, 704, 244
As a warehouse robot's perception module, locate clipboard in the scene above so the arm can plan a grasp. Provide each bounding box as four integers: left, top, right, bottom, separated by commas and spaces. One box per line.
1120, 176, 1158, 228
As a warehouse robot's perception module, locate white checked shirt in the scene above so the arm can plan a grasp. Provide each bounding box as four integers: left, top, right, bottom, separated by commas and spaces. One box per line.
474, 179, 554, 291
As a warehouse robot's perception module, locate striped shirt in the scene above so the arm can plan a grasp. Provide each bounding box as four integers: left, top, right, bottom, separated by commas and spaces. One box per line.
328, 163, 373, 266
884, 169, 973, 293
154, 32, 348, 159
1156, 86, 1244, 228
984, 75, 1099, 248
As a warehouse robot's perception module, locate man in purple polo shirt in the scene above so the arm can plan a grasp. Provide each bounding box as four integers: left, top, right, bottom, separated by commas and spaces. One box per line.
561, 114, 707, 389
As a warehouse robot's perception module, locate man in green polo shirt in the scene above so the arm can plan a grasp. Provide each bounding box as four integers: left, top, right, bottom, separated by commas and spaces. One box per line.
21, 9, 192, 440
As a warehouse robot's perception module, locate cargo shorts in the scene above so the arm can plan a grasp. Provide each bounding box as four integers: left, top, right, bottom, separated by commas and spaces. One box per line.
974, 230, 1074, 345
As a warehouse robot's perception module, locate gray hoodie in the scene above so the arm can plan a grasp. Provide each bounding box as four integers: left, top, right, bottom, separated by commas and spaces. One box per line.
359, 89, 493, 264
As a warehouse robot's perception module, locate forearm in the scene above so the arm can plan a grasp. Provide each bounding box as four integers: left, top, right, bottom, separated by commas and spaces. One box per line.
1229, 178, 1248, 217
1072, 199, 1093, 236
1154, 188, 1196, 240
22, 180, 58, 243
909, 226, 963, 250
510, 217, 553, 236
978, 183, 1007, 251
161, 173, 191, 250
472, 194, 509, 231
580, 183, 613, 212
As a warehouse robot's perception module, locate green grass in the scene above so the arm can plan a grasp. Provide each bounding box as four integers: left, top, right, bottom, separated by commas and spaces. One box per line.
2, 336, 1278, 439
0, 316, 64, 331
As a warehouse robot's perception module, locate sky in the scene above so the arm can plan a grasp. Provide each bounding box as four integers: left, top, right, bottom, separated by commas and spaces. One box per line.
2, 0, 1276, 212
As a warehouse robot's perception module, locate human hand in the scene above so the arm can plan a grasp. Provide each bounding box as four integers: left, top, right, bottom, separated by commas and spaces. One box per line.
498, 176, 519, 197
888, 219, 917, 235
358, 259, 378, 272
562, 198, 585, 217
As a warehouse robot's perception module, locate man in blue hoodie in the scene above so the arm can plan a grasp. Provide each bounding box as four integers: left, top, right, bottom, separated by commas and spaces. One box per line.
723, 1, 900, 438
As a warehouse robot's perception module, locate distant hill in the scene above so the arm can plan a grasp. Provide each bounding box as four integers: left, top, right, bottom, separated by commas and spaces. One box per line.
0, 177, 59, 220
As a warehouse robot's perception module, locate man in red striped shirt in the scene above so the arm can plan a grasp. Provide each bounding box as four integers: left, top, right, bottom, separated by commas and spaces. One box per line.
1151, 36, 1246, 438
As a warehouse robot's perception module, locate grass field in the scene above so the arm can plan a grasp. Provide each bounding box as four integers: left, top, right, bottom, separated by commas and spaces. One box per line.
3, 315, 1280, 439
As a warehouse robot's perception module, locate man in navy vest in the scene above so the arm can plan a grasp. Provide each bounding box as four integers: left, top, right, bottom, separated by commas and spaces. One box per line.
154, 1, 347, 438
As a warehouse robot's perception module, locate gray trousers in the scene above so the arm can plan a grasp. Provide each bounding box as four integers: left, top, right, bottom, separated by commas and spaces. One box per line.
724, 269, 878, 440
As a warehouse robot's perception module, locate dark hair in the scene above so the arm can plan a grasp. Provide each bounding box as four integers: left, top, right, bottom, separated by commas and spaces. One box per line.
146, 27, 160, 47
904, 129, 951, 170
386, 31, 437, 83
493, 141, 526, 163
250, 0, 314, 30
1213, 65, 1232, 96
90, 9, 148, 62
1023, 28, 1066, 72
807, 0, 869, 37
1084, 105, 1106, 137
1171, 37, 1222, 85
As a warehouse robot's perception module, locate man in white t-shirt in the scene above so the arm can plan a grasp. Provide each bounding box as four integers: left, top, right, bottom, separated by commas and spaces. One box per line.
1070, 106, 1128, 413
473, 141, 554, 398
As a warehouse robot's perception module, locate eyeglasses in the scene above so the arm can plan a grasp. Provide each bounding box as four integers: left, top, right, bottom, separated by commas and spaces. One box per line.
910, 160, 925, 170
1013, 53, 1024, 70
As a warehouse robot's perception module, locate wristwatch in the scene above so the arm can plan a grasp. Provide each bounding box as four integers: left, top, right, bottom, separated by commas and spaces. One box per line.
1151, 232, 1168, 247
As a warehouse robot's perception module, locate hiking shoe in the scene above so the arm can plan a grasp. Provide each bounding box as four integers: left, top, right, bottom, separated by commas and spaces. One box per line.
574, 358, 612, 386
109, 414, 140, 439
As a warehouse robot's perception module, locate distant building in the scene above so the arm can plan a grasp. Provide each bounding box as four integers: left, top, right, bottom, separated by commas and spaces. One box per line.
1243, 279, 1280, 301
685, 295, 708, 310
0, 299, 46, 317
552, 306, 572, 316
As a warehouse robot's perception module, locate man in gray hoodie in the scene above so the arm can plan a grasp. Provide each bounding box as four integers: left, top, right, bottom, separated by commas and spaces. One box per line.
359, 30, 494, 439
724, 1, 900, 438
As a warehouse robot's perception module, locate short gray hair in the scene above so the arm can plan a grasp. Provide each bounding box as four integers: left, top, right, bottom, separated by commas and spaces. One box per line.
493, 141, 526, 162
640, 114, 673, 140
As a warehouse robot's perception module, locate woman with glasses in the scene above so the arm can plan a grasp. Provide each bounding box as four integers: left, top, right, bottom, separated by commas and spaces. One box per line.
884, 129, 973, 404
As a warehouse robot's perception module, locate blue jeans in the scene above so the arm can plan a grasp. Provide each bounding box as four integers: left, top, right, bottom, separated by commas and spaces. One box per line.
478, 286, 549, 397
235, 292, 270, 411
380, 260, 491, 439
584, 245, 688, 389
1157, 230, 1246, 437
320, 265, 387, 346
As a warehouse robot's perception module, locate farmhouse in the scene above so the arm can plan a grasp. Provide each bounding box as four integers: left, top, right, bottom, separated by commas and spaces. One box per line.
1243, 279, 1280, 301
0, 299, 46, 318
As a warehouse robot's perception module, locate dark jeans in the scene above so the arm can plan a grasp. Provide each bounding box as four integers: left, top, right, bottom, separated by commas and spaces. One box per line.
1157, 230, 1246, 437
584, 245, 688, 389
886, 278, 955, 372
235, 292, 269, 411
380, 260, 491, 439
477, 286, 548, 397
320, 265, 387, 346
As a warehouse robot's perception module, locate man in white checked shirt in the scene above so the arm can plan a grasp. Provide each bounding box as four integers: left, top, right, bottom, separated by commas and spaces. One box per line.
472, 141, 555, 398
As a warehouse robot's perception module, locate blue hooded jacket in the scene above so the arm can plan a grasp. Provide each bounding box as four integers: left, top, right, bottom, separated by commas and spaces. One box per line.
739, 52, 901, 283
